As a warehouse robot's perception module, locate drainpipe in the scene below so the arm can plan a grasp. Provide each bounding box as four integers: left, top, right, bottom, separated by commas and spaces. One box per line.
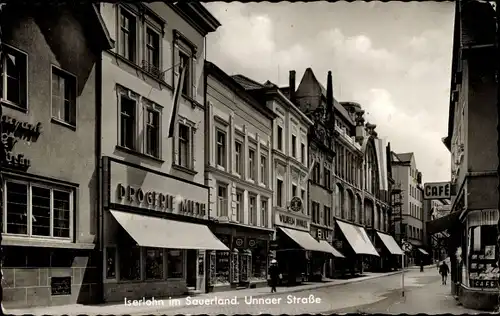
496, 0, 500, 311
95, 45, 104, 303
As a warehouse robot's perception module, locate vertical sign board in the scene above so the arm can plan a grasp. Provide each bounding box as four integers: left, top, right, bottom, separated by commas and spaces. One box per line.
424, 182, 452, 200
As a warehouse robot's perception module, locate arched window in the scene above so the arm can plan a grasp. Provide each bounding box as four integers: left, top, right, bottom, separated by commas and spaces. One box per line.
346, 190, 355, 222
364, 141, 380, 196
356, 195, 363, 224
364, 199, 373, 227
335, 184, 344, 218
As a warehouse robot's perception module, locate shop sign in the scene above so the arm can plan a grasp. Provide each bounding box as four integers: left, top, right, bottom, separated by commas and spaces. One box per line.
334, 240, 343, 249
1, 115, 42, 170
233, 237, 245, 249
467, 210, 498, 227
116, 183, 206, 216
424, 182, 451, 200
289, 196, 303, 213
247, 238, 257, 248
470, 279, 498, 288
275, 210, 309, 231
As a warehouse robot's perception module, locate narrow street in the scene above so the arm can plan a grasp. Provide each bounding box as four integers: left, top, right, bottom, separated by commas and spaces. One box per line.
132, 269, 478, 315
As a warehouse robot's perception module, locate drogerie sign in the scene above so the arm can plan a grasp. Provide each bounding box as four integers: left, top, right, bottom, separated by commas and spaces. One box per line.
424, 182, 451, 200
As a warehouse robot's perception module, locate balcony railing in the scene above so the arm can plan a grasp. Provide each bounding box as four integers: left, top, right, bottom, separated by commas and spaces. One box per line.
141, 60, 164, 81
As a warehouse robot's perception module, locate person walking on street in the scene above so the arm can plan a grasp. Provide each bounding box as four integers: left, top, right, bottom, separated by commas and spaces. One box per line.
439, 261, 450, 285
420, 259, 424, 272
269, 259, 279, 293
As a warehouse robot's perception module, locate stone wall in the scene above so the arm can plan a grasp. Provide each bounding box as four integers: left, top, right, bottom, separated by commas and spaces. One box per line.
103, 279, 187, 302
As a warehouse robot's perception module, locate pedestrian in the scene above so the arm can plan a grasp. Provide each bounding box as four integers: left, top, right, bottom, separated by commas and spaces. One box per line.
439, 261, 449, 285
420, 259, 424, 272
269, 259, 279, 293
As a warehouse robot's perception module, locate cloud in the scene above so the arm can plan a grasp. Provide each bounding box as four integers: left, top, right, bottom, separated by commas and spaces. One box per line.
205, 2, 453, 183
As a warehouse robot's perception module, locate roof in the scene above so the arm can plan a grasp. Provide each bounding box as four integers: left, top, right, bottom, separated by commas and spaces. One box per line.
168, 2, 221, 36
232, 74, 265, 90
396, 152, 413, 162
205, 61, 276, 121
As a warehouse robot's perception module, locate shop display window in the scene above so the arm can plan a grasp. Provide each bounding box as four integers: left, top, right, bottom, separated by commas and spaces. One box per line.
145, 248, 164, 280
467, 225, 499, 289
231, 249, 240, 283
251, 239, 268, 281
106, 246, 116, 279
167, 250, 184, 278
215, 250, 230, 285
240, 249, 251, 282
120, 246, 141, 281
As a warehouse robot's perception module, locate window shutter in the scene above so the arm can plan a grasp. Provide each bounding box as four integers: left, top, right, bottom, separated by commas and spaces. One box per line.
172, 122, 178, 165
191, 56, 197, 98
191, 126, 196, 169
173, 43, 180, 86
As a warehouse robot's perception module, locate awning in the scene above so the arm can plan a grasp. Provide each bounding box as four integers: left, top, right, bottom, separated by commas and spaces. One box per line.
318, 240, 345, 258
418, 248, 429, 255
278, 227, 330, 253
376, 232, 404, 255
336, 221, 379, 256
426, 211, 461, 235
110, 210, 229, 251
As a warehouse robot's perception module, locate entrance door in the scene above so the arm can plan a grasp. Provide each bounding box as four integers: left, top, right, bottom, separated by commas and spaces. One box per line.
186, 249, 197, 288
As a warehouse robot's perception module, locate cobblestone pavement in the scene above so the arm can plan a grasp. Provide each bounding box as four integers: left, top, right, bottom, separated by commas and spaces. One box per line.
137, 269, 462, 315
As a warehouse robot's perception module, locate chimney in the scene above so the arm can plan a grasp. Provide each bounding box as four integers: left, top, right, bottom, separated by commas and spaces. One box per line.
289, 70, 296, 103
326, 71, 334, 124
386, 142, 392, 177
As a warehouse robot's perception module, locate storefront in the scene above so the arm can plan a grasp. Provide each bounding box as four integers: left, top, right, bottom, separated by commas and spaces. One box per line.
209, 224, 273, 291
101, 157, 229, 302
273, 210, 342, 285
333, 219, 379, 277
374, 231, 404, 271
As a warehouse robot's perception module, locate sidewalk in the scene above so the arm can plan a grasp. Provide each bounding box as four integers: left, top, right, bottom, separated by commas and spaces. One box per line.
386, 275, 483, 314
5, 270, 403, 316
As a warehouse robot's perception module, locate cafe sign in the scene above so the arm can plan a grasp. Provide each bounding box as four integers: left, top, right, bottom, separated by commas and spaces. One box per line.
1, 115, 42, 170
275, 210, 310, 231
106, 159, 208, 218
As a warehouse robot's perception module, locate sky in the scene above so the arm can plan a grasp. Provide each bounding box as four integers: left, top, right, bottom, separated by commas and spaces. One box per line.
204, 2, 455, 183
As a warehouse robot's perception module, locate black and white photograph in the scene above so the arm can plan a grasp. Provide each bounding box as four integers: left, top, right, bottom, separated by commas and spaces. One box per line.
0, 0, 498, 315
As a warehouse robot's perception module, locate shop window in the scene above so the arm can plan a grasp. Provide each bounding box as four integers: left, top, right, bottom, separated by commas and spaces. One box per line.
106, 247, 117, 279
167, 249, 184, 278
4, 180, 72, 239
145, 248, 164, 280
119, 246, 141, 281
468, 225, 499, 288
251, 239, 268, 280
215, 249, 230, 285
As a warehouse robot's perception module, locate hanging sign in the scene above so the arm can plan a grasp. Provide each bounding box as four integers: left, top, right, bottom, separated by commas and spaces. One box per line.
424, 182, 451, 200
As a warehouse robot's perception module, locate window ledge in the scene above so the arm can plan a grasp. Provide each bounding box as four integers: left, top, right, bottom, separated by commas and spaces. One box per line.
108, 51, 173, 91
2, 235, 94, 249
115, 145, 165, 164
171, 164, 198, 175
216, 165, 226, 172
181, 94, 204, 109
232, 172, 242, 179
247, 179, 255, 184
2, 100, 28, 113
51, 118, 76, 131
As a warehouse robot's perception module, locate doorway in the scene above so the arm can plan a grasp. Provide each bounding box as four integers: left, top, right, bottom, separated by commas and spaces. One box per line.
186, 249, 197, 288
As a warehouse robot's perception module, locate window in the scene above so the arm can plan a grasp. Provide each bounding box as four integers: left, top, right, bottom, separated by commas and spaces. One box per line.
292, 184, 297, 197
277, 126, 283, 151
120, 246, 141, 280
301, 143, 305, 164
277, 179, 283, 207
235, 192, 243, 223
119, 94, 136, 149
248, 149, 256, 180
324, 168, 331, 189
249, 196, 257, 226
260, 155, 267, 185
301, 189, 306, 203
312, 202, 320, 224
216, 130, 227, 168
167, 249, 184, 278
235, 142, 242, 175
313, 164, 321, 184
261, 199, 268, 227
1, 44, 28, 109
51, 67, 76, 126
5, 181, 72, 238
145, 109, 160, 157
105, 247, 116, 279
292, 135, 297, 158
177, 123, 192, 168
324, 206, 331, 226
217, 184, 228, 217
119, 9, 136, 62
145, 28, 160, 70
145, 248, 164, 280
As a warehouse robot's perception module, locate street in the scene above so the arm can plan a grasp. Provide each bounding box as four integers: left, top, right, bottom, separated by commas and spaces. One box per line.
130, 269, 480, 315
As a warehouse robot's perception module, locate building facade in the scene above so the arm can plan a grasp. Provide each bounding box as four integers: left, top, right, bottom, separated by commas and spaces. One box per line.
204, 61, 276, 290
1, 3, 113, 308
390, 152, 427, 265
424, 199, 451, 262
98, 2, 224, 303
436, 0, 498, 310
